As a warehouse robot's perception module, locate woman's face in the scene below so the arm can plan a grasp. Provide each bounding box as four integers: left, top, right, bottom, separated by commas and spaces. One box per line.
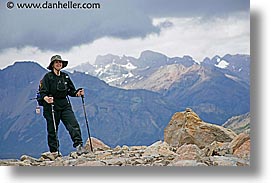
53, 60, 63, 71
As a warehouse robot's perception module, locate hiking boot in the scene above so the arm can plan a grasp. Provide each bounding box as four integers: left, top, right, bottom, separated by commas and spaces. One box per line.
51, 151, 62, 158
76, 144, 88, 155
41, 151, 62, 161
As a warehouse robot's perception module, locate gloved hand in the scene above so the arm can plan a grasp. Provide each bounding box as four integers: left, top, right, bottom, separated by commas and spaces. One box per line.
76, 88, 84, 97
44, 96, 54, 104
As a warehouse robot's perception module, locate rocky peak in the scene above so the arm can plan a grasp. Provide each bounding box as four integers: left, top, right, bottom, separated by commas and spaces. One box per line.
95, 54, 123, 66
137, 50, 167, 68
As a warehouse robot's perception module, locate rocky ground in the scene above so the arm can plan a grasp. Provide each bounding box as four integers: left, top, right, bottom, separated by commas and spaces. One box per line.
0, 140, 249, 166
0, 108, 250, 166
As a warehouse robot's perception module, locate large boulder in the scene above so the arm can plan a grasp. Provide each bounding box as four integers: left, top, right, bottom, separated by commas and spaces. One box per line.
164, 108, 237, 148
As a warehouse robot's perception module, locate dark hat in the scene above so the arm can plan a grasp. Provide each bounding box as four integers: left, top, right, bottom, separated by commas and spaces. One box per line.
47, 55, 68, 70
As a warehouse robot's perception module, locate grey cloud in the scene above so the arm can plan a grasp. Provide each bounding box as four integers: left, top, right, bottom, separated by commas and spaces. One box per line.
0, 0, 161, 51
132, 0, 249, 18
0, 0, 160, 51
0, 0, 249, 51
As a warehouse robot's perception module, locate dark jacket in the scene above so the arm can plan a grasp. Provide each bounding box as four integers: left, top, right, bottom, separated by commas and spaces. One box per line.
40, 71, 79, 111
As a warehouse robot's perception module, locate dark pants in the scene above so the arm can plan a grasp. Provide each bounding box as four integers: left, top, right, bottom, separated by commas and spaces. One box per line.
43, 104, 83, 152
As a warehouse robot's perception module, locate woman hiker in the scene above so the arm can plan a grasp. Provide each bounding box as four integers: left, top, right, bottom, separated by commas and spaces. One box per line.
40, 55, 87, 157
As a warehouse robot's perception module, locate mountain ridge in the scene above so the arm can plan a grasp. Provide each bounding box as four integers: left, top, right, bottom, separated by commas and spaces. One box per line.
67, 51, 249, 89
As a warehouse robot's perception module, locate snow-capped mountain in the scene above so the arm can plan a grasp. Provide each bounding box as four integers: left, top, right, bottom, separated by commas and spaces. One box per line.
68, 50, 198, 88
68, 54, 139, 86
202, 54, 250, 84
94, 56, 137, 85
68, 51, 249, 89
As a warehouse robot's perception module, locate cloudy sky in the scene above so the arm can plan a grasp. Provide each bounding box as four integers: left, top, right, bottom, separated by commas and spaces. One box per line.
0, 0, 250, 69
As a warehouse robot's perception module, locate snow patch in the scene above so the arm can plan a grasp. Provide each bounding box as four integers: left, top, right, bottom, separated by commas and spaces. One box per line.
121, 62, 137, 70
215, 60, 229, 69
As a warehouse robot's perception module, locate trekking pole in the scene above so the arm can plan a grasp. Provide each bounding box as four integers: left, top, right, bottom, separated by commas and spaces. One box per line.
51, 103, 60, 156
81, 95, 93, 152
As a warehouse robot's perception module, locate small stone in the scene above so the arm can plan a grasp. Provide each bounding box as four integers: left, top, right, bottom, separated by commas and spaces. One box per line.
20, 155, 37, 162
121, 145, 129, 151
